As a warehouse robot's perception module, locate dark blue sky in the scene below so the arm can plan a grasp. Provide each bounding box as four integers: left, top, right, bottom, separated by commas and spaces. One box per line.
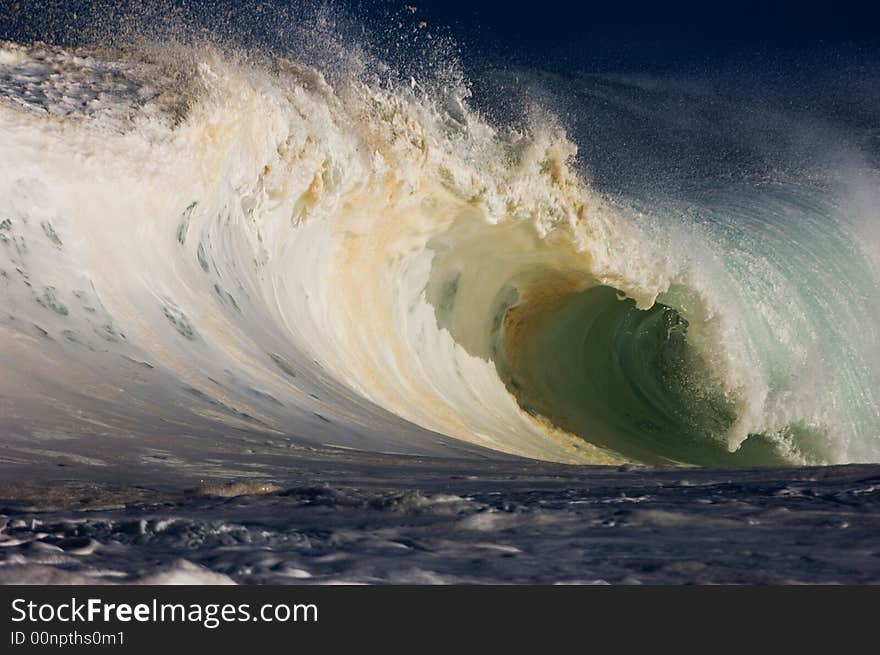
362, 0, 880, 69
2, 1, 878, 72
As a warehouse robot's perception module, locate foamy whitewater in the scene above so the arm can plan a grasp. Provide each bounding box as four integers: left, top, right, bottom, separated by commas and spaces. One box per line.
0, 23, 879, 583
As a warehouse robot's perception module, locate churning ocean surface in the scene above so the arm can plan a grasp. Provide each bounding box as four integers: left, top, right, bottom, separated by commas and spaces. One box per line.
0, 0, 878, 583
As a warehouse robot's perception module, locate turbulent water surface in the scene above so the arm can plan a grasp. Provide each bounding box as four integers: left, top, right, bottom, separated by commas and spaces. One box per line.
1, 4, 879, 583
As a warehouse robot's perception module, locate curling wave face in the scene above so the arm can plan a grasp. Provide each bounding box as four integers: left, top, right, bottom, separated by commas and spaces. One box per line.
0, 41, 878, 467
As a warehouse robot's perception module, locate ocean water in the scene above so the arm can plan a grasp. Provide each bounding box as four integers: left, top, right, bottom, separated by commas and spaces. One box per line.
0, 3, 879, 584
2, 461, 880, 585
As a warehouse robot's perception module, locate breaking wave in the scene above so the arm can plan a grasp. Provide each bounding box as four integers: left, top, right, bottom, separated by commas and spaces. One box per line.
0, 29, 878, 467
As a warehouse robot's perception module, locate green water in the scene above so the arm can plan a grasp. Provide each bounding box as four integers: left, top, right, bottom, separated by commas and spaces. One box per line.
497, 285, 788, 466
